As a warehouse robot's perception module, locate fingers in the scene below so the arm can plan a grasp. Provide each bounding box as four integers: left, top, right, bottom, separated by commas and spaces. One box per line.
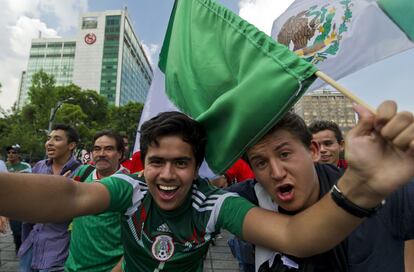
348, 103, 375, 137
381, 111, 413, 141
375, 100, 397, 131
375, 101, 414, 152
391, 122, 414, 152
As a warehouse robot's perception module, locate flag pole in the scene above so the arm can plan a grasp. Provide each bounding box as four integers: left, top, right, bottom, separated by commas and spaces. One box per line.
315, 71, 376, 113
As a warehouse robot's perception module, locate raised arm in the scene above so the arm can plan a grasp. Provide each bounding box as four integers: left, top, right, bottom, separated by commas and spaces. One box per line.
0, 173, 110, 222
243, 101, 414, 257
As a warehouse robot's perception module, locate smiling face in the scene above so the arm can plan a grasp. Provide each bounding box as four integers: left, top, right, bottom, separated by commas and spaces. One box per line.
246, 129, 320, 212
45, 129, 76, 162
144, 135, 198, 211
312, 129, 344, 165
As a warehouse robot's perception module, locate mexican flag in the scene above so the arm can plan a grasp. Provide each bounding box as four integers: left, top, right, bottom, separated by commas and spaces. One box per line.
158, 0, 318, 174
271, 0, 414, 90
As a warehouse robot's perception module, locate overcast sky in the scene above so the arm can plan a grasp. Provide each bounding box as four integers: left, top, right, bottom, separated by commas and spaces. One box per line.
0, 0, 413, 112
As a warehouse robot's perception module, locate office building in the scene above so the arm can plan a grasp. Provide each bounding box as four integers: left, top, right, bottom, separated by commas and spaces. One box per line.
294, 89, 356, 134
18, 9, 153, 108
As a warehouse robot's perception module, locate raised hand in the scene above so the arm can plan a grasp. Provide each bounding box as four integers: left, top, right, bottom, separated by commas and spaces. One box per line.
345, 101, 414, 200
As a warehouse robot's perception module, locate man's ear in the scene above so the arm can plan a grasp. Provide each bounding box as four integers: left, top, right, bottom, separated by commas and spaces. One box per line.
69, 142, 77, 152
339, 140, 345, 152
310, 140, 320, 162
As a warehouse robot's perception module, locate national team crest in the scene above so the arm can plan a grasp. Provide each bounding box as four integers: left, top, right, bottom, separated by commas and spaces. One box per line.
151, 235, 175, 262
277, 0, 353, 64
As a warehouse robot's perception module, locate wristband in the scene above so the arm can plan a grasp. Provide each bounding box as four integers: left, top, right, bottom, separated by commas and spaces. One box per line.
330, 185, 383, 218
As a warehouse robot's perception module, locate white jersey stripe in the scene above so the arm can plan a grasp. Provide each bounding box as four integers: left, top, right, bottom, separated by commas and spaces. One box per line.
112, 173, 144, 216
205, 192, 239, 234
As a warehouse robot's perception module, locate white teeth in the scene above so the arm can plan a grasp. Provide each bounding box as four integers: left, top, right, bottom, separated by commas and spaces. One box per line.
159, 185, 178, 191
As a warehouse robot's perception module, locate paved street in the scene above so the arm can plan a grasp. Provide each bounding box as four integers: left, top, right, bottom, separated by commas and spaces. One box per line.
0, 230, 18, 272
1, 228, 238, 272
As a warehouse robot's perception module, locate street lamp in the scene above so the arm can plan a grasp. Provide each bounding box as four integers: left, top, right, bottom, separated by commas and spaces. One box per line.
48, 98, 75, 132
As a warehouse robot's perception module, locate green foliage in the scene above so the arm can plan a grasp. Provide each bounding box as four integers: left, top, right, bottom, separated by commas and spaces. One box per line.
108, 101, 144, 147
0, 71, 145, 161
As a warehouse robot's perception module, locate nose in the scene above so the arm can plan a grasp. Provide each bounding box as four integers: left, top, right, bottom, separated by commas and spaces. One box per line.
95, 149, 108, 158
159, 162, 175, 181
319, 144, 328, 153
269, 159, 287, 181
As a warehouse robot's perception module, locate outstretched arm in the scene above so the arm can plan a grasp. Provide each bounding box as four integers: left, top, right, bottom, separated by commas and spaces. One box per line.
0, 173, 110, 222
405, 240, 414, 272
243, 101, 414, 257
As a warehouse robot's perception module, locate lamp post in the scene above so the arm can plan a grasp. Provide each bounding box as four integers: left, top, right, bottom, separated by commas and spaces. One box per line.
48, 98, 75, 132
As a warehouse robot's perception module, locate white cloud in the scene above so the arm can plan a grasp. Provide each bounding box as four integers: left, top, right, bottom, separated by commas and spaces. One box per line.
9, 16, 60, 56
142, 42, 160, 67
238, 0, 293, 34
39, 0, 88, 31
0, 0, 88, 111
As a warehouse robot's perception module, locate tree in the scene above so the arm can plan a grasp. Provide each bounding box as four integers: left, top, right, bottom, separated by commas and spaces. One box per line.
0, 71, 145, 161
108, 101, 144, 149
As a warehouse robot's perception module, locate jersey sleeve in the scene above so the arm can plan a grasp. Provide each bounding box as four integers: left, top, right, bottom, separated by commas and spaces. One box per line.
99, 173, 144, 216
216, 194, 256, 238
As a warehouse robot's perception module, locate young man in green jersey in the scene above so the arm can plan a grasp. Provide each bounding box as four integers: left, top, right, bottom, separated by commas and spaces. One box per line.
0, 101, 414, 271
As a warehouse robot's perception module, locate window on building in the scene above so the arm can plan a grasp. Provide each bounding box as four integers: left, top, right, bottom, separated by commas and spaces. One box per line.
82, 17, 98, 29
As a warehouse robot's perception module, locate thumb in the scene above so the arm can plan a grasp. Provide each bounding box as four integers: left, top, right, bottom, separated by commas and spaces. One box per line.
348, 104, 375, 138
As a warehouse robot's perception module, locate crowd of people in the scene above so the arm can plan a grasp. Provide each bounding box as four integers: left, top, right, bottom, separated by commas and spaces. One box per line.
0, 100, 413, 272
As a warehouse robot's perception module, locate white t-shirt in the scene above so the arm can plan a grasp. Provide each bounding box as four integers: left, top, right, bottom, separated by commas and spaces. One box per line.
0, 160, 8, 172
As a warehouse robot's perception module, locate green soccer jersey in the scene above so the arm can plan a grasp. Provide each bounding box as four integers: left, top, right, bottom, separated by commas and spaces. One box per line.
65, 165, 127, 272
99, 173, 255, 272
6, 161, 31, 173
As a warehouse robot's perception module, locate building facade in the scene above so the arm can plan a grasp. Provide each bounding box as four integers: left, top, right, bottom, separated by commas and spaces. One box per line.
18, 9, 153, 108
17, 39, 76, 109
294, 89, 356, 134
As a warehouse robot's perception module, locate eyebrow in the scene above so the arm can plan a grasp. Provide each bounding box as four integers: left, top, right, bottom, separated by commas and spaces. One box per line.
147, 156, 192, 161
273, 142, 290, 152
93, 145, 116, 149
249, 142, 290, 162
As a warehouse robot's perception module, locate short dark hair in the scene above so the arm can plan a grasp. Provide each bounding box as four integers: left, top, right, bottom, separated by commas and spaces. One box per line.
244, 111, 312, 162
139, 111, 207, 168
309, 120, 343, 143
52, 124, 80, 145
93, 129, 125, 157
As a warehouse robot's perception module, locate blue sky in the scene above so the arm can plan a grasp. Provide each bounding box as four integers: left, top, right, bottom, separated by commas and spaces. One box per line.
0, 0, 413, 112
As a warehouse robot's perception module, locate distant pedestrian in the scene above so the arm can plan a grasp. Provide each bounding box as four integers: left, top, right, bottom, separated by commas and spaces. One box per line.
4, 144, 31, 254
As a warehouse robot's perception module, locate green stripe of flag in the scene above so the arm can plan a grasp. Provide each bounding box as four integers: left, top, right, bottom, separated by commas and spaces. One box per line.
159, 0, 318, 173
378, 0, 414, 41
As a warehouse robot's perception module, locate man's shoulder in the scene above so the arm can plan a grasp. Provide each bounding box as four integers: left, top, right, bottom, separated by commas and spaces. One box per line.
315, 163, 343, 187
73, 164, 95, 181
106, 172, 147, 189
226, 179, 258, 204
20, 161, 31, 167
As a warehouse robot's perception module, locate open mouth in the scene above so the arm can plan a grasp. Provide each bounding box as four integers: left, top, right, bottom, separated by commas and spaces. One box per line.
277, 184, 294, 201
157, 185, 179, 194
279, 184, 293, 195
